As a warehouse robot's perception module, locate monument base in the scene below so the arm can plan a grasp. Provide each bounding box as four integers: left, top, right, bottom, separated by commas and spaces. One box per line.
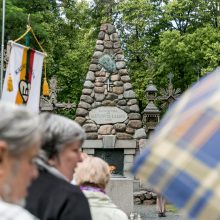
106, 177, 133, 215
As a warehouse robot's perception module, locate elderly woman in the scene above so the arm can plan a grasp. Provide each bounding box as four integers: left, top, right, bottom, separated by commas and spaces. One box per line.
0, 102, 41, 220
75, 156, 128, 220
26, 113, 92, 220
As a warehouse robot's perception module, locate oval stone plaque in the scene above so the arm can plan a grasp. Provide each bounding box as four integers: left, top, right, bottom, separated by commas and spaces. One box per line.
89, 107, 128, 124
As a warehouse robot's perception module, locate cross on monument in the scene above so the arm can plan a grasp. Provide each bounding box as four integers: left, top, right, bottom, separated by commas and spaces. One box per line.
104, 78, 113, 93
167, 73, 174, 84
158, 73, 181, 110
40, 76, 76, 112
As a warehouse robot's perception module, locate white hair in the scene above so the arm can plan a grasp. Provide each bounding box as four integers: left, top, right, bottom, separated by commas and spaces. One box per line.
75, 156, 110, 189
39, 113, 86, 159
0, 102, 41, 155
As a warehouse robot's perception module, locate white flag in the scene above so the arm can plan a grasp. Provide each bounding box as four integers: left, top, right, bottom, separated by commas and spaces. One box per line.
1, 42, 45, 113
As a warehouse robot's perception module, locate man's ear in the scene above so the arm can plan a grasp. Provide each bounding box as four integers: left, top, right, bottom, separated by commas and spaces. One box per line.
0, 141, 7, 177
0, 141, 7, 162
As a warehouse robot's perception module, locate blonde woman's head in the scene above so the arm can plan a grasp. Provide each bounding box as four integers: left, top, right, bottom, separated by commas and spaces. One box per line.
75, 156, 110, 189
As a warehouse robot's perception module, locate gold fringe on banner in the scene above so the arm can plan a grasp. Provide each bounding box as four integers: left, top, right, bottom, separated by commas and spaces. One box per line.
42, 60, 49, 96
7, 73, 13, 92
43, 77, 49, 96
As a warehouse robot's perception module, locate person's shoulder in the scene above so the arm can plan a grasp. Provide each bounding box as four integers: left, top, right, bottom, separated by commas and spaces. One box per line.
114, 209, 128, 220
0, 201, 38, 220
65, 183, 86, 198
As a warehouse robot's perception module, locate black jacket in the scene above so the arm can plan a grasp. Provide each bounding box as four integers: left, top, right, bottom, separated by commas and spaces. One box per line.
25, 168, 92, 220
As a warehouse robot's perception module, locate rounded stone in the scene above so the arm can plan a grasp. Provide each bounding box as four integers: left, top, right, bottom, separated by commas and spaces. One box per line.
116, 54, 125, 61
89, 64, 101, 72
106, 93, 118, 100
110, 33, 119, 42
124, 83, 132, 91
126, 127, 135, 134
98, 31, 105, 40
81, 95, 93, 104
98, 125, 113, 135
94, 87, 105, 93
130, 104, 140, 112
93, 51, 103, 58
84, 119, 94, 124
75, 117, 86, 125
119, 69, 128, 75
117, 100, 127, 106
104, 41, 113, 49
134, 128, 146, 139
86, 71, 95, 81
102, 100, 115, 106
114, 48, 123, 54
95, 93, 105, 102
86, 133, 98, 140
95, 82, 104, 87
112, 129, 116, 135
111, 75, 120, 81
83, 124, 98, 132
78, 101, 91, 110
104, 49, 114, 55
82, 88, 92, 95
128, 120, 142, 129
100, 24, 108, 31
121, 75, 131, 83
91, 58, 99, 64
107, 24, 116, 34
128, 113, 141, 120
113, 81, 123, 86
113, 86, 124, 94
128, 99, 138, 106
76, 108, 88, 117
119, 106, 130, 113
96, 44, 104, 51
114, 123, 126, 132
104, 34, 110, 41
96, 40, 104, 45
91, 91, 95, 98
113, 42, 121, 49
84, 80, 94, 89
95, 71, 106, 77
96, 77, 106, 83
134, 198, 141, 205
124, 90, 136, 99
116, 133, 133, 140
118, 94, 124, 99
92, 102, 102, 108
116, 61, 126, 69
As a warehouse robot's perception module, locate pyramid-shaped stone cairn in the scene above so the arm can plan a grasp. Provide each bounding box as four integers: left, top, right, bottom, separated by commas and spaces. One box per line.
75, 23, 146, 142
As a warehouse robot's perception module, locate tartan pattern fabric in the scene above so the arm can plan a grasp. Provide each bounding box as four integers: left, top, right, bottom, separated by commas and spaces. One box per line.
132, 67, 220, 220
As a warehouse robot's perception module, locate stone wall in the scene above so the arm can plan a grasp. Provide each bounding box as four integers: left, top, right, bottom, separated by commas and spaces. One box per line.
75, 23, 147, 179
75, 23, 145, 141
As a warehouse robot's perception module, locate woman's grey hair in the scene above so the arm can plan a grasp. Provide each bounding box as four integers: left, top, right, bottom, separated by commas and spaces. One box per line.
39, 113, 86, 159
0, 102, 41, 155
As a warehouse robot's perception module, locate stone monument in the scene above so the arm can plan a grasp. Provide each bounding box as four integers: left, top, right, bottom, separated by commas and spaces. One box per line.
75, 23, 147, 215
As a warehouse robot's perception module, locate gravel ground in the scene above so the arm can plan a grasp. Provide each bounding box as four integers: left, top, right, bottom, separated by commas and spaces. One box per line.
133, 205, 186, 220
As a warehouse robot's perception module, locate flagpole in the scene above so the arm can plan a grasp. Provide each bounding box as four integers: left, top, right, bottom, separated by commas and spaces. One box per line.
0, 0, 5, 98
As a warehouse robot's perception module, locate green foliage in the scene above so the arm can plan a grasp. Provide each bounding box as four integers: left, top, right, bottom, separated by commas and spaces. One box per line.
116, 0, 220, 105
2, 0, 220, 117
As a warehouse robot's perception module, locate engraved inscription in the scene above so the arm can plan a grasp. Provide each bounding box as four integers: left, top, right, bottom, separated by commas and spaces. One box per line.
89, 107, 128, 124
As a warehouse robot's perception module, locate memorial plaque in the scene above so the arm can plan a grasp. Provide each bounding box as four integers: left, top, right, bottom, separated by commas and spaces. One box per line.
89, 107, 127, 124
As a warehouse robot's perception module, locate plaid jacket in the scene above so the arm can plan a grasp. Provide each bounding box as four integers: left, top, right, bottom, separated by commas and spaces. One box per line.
0, 200, 38, 220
